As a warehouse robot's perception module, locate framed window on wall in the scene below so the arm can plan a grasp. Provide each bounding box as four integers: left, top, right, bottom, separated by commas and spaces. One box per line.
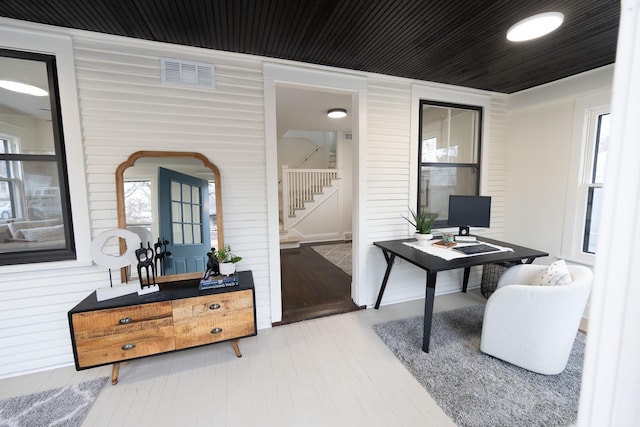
562, 91, 611, 265
0, 48, 76, 266
418, 100, 482, 226
582, 110, 610, 255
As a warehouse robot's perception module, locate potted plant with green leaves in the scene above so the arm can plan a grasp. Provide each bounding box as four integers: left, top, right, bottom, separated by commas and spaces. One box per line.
402, 208, 438, 244
209, 244, 242, 276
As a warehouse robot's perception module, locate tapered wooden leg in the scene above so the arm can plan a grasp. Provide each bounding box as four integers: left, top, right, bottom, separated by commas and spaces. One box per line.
231, 340, 242, 357
111, 363, 120, 385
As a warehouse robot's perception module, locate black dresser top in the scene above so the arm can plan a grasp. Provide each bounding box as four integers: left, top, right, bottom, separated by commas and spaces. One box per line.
69, 270, 254, 313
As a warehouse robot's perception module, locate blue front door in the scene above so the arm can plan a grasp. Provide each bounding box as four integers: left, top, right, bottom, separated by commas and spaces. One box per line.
158, 167, 211, 275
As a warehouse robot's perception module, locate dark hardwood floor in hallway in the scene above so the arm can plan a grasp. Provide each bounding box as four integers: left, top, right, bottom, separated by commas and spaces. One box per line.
276, 242, 362, 325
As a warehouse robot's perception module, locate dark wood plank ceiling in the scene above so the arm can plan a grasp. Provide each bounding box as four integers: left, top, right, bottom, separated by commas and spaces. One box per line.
0, 0, 620, 93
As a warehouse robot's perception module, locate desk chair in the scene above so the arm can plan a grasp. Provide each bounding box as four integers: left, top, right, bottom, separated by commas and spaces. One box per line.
480, 263, 592, 375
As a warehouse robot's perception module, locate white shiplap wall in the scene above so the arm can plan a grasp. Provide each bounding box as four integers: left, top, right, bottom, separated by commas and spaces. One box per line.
0, 25, 273, 378
73, 34, 273, 327
363, 78, 418, 305
484, 96, 509, 236
363, 78, 509, 307
0, 18, 510, 378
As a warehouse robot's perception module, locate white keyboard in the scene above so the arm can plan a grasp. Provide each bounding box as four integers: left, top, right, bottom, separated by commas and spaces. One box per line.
454, 235, 477, 243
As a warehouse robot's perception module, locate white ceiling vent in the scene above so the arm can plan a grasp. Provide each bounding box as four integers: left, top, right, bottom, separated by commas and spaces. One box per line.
161, 57, 215, 89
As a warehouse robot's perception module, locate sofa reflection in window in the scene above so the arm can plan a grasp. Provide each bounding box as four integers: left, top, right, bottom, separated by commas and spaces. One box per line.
0, 218, 66, 252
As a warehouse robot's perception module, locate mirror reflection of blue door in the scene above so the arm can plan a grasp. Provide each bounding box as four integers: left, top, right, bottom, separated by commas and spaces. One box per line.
158, 167, 210, 275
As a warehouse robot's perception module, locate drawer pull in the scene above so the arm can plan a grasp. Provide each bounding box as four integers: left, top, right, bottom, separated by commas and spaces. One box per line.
209, 303, 221, 310
119, 317, 132, 324
121, 343, 136, 351
210, 327, 223, 334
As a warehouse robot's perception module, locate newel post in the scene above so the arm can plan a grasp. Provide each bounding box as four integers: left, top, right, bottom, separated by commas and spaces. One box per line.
281, 165, 290, 227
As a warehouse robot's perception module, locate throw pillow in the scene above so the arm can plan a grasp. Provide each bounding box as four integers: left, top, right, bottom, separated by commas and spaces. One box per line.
530, 259, 573, 286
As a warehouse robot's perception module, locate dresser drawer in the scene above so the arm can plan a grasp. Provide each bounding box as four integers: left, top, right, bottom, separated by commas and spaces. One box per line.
172, 290, 255, 349
174, 307, 255, 348
172, 289, 254, 323
71, 302, 173, 331
71, 302, 175, 368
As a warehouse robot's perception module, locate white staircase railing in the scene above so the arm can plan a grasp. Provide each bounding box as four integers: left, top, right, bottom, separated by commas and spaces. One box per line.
281, 166, 339, 217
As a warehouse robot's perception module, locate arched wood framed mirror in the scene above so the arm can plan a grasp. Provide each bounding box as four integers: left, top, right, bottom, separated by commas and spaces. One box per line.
115, 151, 223, 283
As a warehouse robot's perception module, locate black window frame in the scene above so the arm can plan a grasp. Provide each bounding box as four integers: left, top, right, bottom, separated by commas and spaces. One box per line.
417, 99, 483, 228
0, 48, 76, 266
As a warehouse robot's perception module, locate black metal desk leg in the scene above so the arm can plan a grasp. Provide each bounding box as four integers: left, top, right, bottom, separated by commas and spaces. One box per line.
422, 271, 438, 352
374, 251, 396, 309
462, 267, 471, 293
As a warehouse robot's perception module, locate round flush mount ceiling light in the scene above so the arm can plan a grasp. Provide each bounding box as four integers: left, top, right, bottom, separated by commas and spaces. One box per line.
327, 108, 347, 118
0, 80, 48, 96
507, 12, 564, 42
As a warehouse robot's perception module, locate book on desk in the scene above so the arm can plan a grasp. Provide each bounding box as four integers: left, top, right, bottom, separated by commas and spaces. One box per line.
199, 274, 239, 290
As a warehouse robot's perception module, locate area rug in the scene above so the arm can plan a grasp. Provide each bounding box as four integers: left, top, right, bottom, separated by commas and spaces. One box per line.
311, 243, 352, 276
0, 376, 108, 427
373, 305, 585, 427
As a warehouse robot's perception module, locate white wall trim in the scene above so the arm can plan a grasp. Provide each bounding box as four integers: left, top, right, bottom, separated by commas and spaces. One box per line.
578, 1, 640, 424
263, 63, 368, 322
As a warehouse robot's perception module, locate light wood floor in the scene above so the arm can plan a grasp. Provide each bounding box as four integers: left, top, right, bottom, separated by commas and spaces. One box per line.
0, 291, 486, 427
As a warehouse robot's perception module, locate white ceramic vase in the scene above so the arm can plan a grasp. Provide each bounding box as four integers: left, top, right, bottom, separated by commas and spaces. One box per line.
219, 262, 236, 276
414, 232, 433, 245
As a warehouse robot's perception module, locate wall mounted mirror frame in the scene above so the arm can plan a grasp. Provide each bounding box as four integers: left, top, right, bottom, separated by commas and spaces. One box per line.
115, 150, 223, 283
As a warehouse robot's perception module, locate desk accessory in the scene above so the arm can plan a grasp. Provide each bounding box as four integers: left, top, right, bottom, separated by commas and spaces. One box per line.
433, 239, 457, 248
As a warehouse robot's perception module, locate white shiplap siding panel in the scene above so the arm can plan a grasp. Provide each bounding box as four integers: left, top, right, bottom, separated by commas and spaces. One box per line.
481, 95, 509, 240
0, 27, 356, 380
1, 24, 511, 378
364, 80, 427, 306
0, 262, 113, 377
74, 36, 271, 332
365, 86, 511, 307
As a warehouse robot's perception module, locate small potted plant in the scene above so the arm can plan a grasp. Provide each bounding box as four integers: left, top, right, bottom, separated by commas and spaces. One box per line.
209, 244, 242, 276
402, 208, 438, 244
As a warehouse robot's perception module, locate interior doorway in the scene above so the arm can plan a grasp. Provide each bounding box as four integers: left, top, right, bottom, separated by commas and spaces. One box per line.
274, 84, 358, 324
263, 63, 367, 324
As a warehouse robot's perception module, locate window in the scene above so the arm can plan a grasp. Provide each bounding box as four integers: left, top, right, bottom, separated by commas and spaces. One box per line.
0, 49, 75, 265
582, 112, 610, 254
418, 100, 482, 226
562, 91, 611, 264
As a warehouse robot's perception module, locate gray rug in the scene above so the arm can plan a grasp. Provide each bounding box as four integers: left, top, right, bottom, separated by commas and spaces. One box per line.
0, 376, 108, 427
311, 243, 352, 276
373, 305, 584, 427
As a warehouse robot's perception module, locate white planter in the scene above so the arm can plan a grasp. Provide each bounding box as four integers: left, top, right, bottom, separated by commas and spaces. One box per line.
414, 232, 433, 245
219, 262, 236, 276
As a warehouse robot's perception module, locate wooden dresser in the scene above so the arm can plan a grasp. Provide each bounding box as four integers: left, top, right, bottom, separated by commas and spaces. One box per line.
68, 270, 256, 384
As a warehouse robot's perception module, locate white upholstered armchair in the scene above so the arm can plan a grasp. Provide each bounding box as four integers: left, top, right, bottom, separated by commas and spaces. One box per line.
480, 263, 593, 375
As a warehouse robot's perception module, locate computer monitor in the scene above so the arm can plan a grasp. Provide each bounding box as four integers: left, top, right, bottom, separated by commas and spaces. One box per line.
448, 195, 491, 236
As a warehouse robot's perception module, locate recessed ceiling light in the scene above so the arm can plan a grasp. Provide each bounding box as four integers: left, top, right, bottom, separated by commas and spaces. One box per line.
0, 80, 48, 96
327, 108, 347, 118
507, 12, 564, 42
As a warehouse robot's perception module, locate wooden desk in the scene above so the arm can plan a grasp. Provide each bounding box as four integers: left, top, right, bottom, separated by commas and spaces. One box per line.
373, 238, 547, 352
